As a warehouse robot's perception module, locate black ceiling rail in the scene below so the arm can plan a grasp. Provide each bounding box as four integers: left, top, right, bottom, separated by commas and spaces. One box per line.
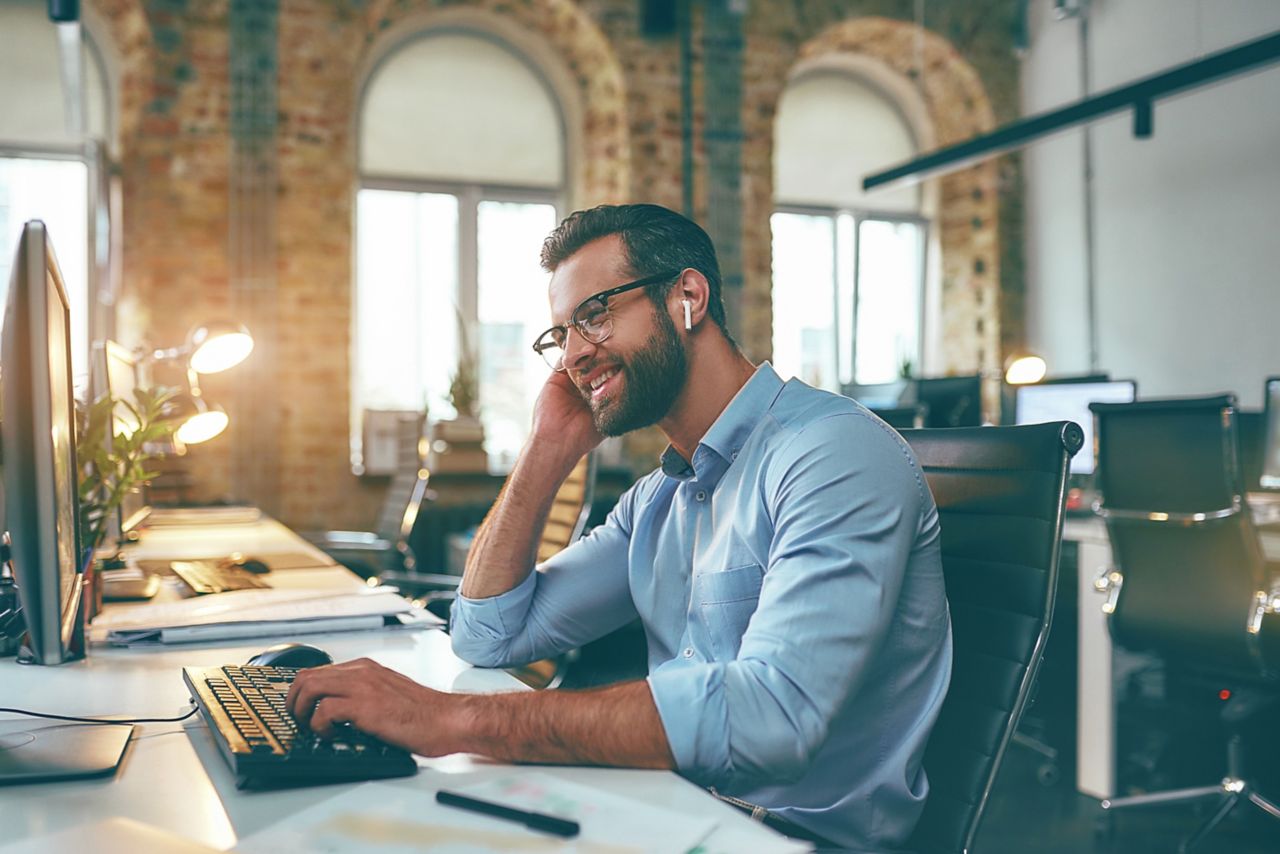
863, 29, 1280, 192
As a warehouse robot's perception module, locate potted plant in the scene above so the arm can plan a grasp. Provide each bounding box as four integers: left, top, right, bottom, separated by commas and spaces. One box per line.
429, 321, 487, 473
77, 387, 177, 615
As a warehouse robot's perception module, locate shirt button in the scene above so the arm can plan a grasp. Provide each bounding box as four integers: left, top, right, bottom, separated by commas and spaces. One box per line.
731, 450, 739, 460
682, 647, 694, 658
695, 490, 707, 502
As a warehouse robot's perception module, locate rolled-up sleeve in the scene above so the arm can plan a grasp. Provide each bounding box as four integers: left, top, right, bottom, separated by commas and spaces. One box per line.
450, 488, 641, 669
647, 413, 928, 789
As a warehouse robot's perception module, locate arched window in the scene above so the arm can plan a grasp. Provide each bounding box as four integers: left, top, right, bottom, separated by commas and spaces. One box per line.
0, 0, 111, 384
772, 70, 927, 390
355, 31, 565, 473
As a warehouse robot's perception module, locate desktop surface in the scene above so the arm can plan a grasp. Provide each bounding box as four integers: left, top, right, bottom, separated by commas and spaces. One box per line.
0, 512, 801, 852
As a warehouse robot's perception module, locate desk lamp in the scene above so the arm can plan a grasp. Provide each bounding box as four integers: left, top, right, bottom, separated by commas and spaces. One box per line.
1004, 353, 1048, 386
999, 353, 1049, 425
141, 322, 254, 446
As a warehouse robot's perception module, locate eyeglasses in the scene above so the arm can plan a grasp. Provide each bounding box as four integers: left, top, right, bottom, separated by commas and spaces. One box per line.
532, 269, 683, 371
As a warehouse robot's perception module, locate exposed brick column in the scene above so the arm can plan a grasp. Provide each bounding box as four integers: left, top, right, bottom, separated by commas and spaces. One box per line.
702, 0, 746, 344
228, 0, 281, 514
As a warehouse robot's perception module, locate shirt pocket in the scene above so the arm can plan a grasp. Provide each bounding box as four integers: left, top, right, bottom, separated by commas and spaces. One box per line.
695, 563, 765, 660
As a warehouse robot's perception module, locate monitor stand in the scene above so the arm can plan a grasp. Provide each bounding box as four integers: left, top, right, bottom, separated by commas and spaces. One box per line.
0, 719, 133, 784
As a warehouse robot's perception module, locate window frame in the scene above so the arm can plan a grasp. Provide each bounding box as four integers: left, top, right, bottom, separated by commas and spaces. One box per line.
0, 138, 111, 375
352, 175, 561, 473
773, 202, 930, 387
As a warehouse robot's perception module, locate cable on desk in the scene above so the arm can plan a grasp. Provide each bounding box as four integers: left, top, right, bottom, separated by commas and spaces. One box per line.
0, 701, 199, 725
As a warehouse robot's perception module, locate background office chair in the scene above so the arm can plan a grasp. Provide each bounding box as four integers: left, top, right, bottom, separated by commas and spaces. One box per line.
1089, 395, 1280, 852
303, 413, 432, 578
901, 420, 1081, 854
909, 375, 985, 428
381, 458, 596, 645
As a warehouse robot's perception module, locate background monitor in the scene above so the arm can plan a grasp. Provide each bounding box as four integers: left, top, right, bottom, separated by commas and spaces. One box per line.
1262, 377, 1280, 490
912, 375, 983, 428
841, 379, 908, 409
1, 220, 85, 664
1015, 379, 1138, 476
1000, 373, 1110, 425
90, 339, 150, 539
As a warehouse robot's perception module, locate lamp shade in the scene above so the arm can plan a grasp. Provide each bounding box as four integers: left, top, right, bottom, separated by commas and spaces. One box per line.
163, 393, 229, 445
188, 322, 254, 374
1004, 353, 1048, 385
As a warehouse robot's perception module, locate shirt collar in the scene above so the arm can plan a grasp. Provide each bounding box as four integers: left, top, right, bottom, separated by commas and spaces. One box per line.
659, 362, 786, 479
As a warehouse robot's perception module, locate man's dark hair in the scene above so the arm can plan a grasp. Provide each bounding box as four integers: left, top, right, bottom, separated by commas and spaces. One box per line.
540, 203, 734, 343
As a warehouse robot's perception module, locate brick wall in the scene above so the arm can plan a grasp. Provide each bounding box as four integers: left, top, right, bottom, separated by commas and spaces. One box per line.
88, 0, 1022, 530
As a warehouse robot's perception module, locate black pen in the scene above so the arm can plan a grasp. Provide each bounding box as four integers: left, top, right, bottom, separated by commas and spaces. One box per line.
435, 789, 581, 838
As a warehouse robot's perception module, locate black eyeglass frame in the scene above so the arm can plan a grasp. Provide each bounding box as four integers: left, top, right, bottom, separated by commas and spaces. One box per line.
531, 268, 684, 371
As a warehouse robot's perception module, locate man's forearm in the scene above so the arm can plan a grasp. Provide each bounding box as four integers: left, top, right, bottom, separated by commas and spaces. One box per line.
460, 442, 583, 600
450, 680, 676, 769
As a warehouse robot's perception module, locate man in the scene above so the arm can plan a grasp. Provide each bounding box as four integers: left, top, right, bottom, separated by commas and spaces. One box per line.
288, 204, 951, 852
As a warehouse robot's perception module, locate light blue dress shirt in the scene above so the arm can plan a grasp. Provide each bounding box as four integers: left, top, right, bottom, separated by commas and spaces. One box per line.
451, 363, 952, 852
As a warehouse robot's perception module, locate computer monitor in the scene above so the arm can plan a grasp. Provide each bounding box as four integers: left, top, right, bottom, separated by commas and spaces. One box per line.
1261, 377, 1280, 490
90, 339, 150, 540
1, 221, 86, 664
1015, 379, 1138, 476
1000, 374, 1111, 425
912, 375, 983, 428
841, 379, 908, 409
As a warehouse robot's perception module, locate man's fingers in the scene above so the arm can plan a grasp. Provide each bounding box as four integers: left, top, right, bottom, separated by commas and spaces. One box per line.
286, 668, 352, 723
309, 697, 357, 737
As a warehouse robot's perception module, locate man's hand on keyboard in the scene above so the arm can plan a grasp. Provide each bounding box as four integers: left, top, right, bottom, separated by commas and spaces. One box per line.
285, 658, 461, 757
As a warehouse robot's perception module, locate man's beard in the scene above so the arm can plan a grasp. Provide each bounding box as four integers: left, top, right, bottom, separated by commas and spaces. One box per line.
586, 305, 687, 437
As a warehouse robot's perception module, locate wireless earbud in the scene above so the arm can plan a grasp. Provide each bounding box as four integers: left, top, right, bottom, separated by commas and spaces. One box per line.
682, 299, 692, 331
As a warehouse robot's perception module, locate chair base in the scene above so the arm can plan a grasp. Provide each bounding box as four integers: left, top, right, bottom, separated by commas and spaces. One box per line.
1101, 777, 1280, 853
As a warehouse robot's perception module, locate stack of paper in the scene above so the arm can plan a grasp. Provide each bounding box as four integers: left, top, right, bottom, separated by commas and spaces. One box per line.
90, 588, 441, 645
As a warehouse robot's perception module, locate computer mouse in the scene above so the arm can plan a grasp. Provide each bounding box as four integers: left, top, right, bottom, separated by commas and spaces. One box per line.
246, 643, 334, 669
232, 557, 271, 575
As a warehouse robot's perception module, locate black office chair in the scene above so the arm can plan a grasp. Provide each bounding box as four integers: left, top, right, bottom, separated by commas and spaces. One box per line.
378, 453, 599, 627
303, 414, 432, 578
901, 421, 1082, 854
1089, 396, 1280, 852
909, 375, 985, 428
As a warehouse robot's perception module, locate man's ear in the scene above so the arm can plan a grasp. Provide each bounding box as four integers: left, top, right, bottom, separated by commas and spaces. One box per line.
672, 269, 710, 331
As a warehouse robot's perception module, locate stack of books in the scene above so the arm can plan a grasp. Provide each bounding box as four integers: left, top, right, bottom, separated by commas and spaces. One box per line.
428, 417, 489, 474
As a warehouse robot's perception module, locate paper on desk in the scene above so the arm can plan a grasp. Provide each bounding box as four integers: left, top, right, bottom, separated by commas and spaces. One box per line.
89, 587, 442, 645
233, 774, 717, 854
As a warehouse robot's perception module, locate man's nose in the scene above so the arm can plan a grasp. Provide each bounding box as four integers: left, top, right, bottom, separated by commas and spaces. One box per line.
562, 327, 598, 372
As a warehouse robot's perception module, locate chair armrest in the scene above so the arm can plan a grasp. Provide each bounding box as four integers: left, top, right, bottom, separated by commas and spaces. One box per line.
376, 571, 461, 593
310, 531, 393, 552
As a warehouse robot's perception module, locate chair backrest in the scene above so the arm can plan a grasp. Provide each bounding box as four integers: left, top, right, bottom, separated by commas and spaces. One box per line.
1090, 396, 1269, 672
536, 453, 597, 562
902, 421, 1081, 854
374, 413, 429, 541
909, 375, 985, 428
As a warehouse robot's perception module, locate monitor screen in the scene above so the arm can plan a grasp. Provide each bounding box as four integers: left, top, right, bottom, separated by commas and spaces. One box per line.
1, 220, 85, 664
1262, 377, 1280, 490
92, 339, 149, 536
841, 379, 907, 409
1015, 380, 1137, 475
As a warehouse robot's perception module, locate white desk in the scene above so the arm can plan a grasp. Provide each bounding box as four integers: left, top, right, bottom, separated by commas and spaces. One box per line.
0, 517, 800, 852
1068, 494, 1280, 800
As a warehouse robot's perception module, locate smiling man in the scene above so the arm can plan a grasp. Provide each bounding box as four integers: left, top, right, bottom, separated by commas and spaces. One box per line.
287, 204, 952, 852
